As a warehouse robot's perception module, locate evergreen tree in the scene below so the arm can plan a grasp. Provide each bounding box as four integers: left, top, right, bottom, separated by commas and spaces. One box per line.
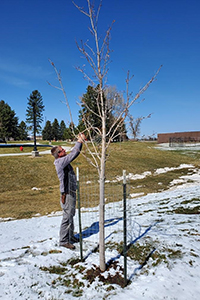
79, 86, 101, 135
78, 85, 127, 141
18, 121, 28, 140
63, 126, 74, 140
52, 118, 60, 141
59, 120, 66, 140
42, 120, 53, 141
0, 100, 19, 141
26, 90, 44, 151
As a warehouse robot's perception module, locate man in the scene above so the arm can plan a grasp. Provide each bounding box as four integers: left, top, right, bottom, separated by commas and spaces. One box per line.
51, 133, 86, 250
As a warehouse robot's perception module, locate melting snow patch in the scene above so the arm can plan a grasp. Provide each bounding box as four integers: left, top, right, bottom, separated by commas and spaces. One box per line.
116, 171, 152, 182
154, 164, 194, 175
130, 193, 145, 198
31, 187, 41, 191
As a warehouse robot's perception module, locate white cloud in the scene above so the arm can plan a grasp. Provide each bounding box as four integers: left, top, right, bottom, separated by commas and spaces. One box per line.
0, 58, 51, 80
0, 73, 30, 87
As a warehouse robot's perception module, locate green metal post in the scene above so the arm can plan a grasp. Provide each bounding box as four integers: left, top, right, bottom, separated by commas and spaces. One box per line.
123, 170, 127, 286
76, 167, 83, 261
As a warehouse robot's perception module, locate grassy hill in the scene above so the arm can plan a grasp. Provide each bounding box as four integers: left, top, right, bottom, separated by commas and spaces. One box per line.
0, 141, 200, 219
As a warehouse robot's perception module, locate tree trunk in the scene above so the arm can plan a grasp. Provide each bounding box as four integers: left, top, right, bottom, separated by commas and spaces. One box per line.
99, 114, 106, 271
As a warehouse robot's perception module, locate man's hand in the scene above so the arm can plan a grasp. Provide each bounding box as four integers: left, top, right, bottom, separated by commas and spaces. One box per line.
78, 133, 86, 143
61, 194, 66, 204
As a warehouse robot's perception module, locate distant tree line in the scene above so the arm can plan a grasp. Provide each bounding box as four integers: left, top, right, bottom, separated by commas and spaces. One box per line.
0, 90, 44, 143
42, 119, 76, 141
0, 97, 75, 142
2, 85, 150, 143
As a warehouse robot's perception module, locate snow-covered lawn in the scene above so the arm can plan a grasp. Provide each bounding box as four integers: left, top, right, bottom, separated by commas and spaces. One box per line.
0, 163, 200, 299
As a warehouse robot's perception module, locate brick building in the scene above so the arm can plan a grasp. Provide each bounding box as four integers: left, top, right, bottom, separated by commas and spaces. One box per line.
157, 131, 200, 144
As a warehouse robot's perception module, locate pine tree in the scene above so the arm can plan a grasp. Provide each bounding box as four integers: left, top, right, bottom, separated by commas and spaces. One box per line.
63, 126, 74, 140
59, 120, 66, 140
42, 120, 53, 141
0, 100, 19, 141
52, 118, 60, 141
18, 121, 28, 140
26, 90, 44, 151
79, 86, 102, 139
78, 85, 127, 142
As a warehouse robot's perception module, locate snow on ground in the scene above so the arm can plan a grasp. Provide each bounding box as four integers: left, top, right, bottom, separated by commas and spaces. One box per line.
155, 142, 200, 151
1, 163, 200, 299
115, 164, 195, 182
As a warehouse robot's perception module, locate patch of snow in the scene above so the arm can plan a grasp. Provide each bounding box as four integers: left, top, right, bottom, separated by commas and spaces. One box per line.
31, 187, 41, 191
1, 169, 200, 299
154, 164, 194, 175
129, 193, 145, 198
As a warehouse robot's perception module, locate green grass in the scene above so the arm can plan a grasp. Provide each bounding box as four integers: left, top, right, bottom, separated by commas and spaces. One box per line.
109, 237, 183, 272
0, 141, 200, 219
0, 139, 71, 154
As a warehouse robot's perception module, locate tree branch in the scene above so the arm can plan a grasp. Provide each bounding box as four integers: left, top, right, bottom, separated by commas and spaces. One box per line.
48, 59, 74, 127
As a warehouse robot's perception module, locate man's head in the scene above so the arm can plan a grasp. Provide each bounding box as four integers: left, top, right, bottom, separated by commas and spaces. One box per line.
51, 146, 66, 159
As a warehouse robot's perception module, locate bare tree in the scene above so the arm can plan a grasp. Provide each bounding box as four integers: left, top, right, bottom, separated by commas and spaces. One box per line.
49, 0, 162, 271
129, 114, 151, 140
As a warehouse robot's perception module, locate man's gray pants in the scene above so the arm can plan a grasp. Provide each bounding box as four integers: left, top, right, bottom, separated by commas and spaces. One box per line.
59, 194, 76, 245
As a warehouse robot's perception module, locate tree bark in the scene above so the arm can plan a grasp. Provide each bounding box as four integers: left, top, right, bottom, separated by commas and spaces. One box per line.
99, 113, 106, 271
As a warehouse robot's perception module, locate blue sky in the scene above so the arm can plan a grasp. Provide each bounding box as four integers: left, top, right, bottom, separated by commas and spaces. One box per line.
0, 0, 200, 138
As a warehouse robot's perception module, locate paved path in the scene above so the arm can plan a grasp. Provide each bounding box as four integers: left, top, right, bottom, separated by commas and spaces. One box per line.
0, 146, 72, 157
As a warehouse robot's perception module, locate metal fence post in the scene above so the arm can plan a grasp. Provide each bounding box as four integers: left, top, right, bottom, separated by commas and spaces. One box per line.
123, 170, 127, 286
76, 167, 83, 261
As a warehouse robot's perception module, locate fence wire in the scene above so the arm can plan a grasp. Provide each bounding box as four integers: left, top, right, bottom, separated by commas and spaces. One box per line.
75, 170, 131, 249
